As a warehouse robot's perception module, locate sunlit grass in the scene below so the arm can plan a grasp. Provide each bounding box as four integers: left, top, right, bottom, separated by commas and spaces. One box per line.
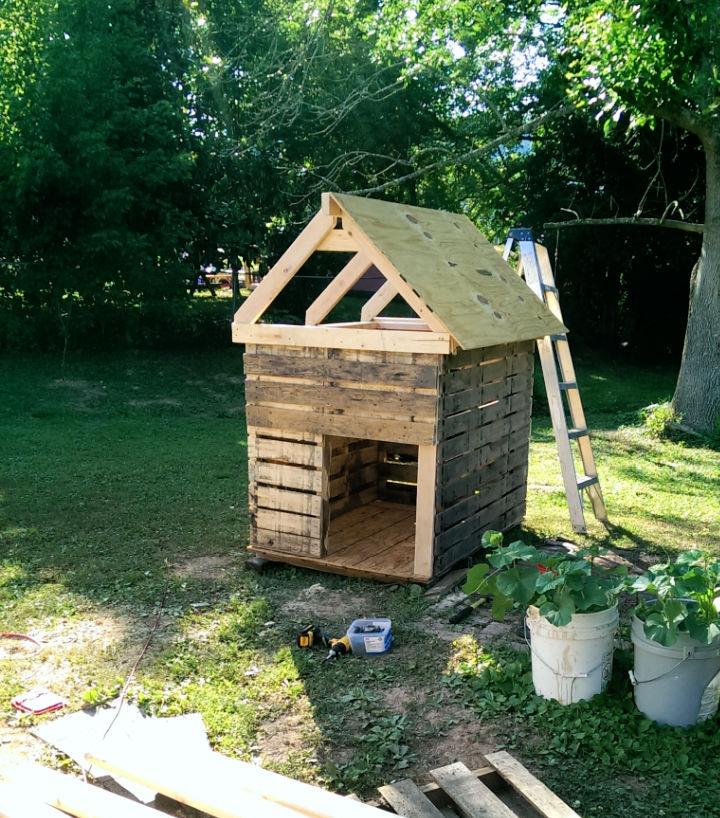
0, 347, 718, 809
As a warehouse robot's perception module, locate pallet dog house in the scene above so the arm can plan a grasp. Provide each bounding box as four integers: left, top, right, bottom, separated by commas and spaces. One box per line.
233, 194, 565, 582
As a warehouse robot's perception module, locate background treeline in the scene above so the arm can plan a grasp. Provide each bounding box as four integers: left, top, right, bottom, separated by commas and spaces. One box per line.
0, 0, 704, 357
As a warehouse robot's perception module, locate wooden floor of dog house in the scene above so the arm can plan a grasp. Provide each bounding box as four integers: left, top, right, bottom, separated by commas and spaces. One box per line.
255, 500, 419, 582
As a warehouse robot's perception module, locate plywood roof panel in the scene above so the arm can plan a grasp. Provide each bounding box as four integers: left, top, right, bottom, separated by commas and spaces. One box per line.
332, 193, 566, 349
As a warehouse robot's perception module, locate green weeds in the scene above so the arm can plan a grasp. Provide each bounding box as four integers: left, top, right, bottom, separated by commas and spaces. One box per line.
447, 640, 720, 816
1, 349, 719, 812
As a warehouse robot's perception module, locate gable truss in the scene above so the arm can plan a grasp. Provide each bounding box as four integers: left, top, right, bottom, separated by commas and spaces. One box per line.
232, 195, 456, 354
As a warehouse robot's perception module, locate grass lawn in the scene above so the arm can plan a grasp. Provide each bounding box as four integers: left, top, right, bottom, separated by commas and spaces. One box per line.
1, 347, 719, 817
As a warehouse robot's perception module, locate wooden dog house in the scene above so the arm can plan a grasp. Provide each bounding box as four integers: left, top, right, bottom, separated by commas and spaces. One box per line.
233, 193, 565, 582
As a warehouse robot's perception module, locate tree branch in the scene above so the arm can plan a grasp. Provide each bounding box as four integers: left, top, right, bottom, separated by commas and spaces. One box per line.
544, 216, 704, 234
653, 104, 707, 140
347, 104, 574, 196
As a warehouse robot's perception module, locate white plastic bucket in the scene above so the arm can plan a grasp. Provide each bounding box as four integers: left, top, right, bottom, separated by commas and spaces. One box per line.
526, 604, 619, 704
630, 615, 720, 727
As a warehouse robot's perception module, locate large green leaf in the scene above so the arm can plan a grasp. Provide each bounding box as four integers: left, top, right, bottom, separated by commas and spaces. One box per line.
643, 612, 678, 646
488, 541, 540, 569
481, 530, 504, 549
462, 562, 491, 595
574, 577, 610, 611
491, 591, 514, 621
540, 592, 575, 627
495, 565, 539, 605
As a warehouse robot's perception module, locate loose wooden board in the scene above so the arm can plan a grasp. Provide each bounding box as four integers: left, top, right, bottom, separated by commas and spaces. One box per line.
429, 762, 519, 818
86, 747, 390, 818
233, 323, 453, 354
485, 752, 582, 818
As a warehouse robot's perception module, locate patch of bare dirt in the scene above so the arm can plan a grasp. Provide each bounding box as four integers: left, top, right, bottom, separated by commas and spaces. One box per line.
280, 585, 376, 622
169, 554, 239, 580
4, 615, 134, 694
257, 711, 310, 765
0, 722, 45, 776
0, 611, 140, 773
412, 700, 502, 779
382, 685, 427, 714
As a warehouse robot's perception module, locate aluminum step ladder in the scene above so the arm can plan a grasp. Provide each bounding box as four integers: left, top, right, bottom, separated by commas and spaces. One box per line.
503, 228, 609, 533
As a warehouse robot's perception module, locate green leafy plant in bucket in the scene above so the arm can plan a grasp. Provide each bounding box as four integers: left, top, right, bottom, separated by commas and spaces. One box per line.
463, 531, 628, 627
631, 550, 720, 646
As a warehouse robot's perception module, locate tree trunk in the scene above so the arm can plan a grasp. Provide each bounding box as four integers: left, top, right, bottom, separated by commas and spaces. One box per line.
671, 134, 720, 434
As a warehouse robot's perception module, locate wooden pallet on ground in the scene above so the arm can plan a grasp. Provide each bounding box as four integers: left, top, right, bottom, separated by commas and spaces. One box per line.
377, 753, 581, 818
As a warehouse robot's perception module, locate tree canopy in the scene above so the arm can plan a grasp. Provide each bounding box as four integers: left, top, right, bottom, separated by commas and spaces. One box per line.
0, 0, 717, 430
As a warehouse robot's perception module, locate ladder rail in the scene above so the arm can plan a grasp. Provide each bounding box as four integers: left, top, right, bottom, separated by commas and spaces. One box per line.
503, 232, 608, 532
534, 244, 608, 524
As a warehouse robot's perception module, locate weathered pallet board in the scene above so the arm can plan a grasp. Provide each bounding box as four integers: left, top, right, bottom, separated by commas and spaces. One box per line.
246, 380, 438, 420
249, 427, 326, 558
246, 406, 437, 445
376, 753, 580, 818
441, 411, 531, 467
256, 486, 323, 517
438, 462, 529, 532
443, 341, 531, 370
442, 352, 533, 396
440, 443, 527, 507
256, 508, 323, 539
440, 392, 532, 460
251, 437, 323, 468
255, 461, 321, 493
441, 371, 533, 415
244, 352, 440, 388
255, 528, 324, 557
444, 431, 529, 479
434, 491, 526, 570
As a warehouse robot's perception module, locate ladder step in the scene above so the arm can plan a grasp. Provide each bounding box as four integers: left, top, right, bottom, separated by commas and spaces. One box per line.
577, 475, 599, 491
568, 427, 589, 439
542, 284, 559, 294
559, 381, 577, 391
550, 333, 567, 342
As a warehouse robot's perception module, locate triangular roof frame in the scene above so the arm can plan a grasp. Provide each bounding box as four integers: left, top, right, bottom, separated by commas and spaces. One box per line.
232, 193, 565, 354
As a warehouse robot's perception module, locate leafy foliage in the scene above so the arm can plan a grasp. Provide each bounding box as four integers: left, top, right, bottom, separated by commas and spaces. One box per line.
640, 402, 682, 438
632, 551, 720, 646
447, 642, 720, 816
463, 531, 627, 626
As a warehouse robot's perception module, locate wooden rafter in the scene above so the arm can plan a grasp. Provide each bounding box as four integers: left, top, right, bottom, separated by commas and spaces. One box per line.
360, 280, 399, 321
305, 253, 372, 325
322, 194, 450, 335
316, 228, 358, 251
234, 212, 336, 324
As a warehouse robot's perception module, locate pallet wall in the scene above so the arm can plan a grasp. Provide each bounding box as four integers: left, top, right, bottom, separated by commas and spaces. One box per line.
328, 437, 379, 519
248, 427, 327, 557
244, 341, 535, 580
243, 344, 441, 445
434, 340, 534, 573
378, 443, 418, 505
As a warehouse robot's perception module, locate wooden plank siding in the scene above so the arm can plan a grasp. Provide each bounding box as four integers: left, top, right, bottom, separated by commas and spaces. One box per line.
244, 346, 442, 445
434, 341, 534, 573
248, 427, 327, 557
245, 341, 534, 581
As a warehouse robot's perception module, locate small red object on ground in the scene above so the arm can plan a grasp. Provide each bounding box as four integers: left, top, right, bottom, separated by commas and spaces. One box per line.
11, 687, 66, 715
0, 632, 41, 646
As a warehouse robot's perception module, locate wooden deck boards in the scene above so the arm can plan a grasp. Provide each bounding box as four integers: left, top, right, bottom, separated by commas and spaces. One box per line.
253, 500, 417, 582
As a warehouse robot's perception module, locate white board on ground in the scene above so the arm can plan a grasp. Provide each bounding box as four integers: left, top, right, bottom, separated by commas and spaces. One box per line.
87, 746, 390, 818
